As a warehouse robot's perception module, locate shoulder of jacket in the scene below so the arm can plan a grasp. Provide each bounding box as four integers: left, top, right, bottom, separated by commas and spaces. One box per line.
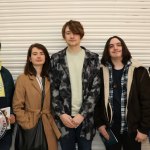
131, 59, 143, 68
130, 59, 148, 75
86, 50, 99, 57
51, 49, 66, 58
80, 46, 98, 57
134, 66, 148, 75
17, 74, 28, 80
100, 64, 107, 69
1, 66, 11, 75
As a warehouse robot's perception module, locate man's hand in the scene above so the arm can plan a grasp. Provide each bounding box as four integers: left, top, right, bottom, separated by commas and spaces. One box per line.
98, 125, 109, 140
60, 114, 76, 128
135, 130, 147, 142
72, 114, 84, 128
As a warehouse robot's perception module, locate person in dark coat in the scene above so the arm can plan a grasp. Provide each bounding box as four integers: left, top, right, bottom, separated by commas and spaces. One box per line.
51, 20, 100, 150
0, 65, 15, 150
94, 36, 150, 150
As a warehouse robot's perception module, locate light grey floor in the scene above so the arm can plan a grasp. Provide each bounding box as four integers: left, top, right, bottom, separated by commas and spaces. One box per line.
92, 132, 105, 150
10, 125, 105, 150
10, 125, 150, 150
57, 131, 105, 150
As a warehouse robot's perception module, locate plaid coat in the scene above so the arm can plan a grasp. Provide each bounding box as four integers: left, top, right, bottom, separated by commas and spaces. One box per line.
50, 47, 100, 140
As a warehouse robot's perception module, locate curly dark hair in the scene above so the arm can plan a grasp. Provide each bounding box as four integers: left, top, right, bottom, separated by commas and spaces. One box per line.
101, 36, 132, 66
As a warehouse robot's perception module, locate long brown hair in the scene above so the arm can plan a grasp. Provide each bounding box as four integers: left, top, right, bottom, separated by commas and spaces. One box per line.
101, 36, 132, 66
24, 43, 50, 78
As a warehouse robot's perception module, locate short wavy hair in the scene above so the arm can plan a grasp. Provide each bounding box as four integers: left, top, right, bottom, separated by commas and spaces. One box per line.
62, 20, 84, 39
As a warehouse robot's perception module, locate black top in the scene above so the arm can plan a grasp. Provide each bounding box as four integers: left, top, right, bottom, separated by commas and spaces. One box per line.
111, 68, 123, 133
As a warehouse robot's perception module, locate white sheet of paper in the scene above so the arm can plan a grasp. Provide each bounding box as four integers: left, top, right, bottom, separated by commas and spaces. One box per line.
0, 107, 11, 130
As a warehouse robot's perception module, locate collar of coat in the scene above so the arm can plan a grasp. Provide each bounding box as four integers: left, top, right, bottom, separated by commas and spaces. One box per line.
58, 46, 97, 59
54, 46, 98, 78
27, 74, 49, 95
101, 59, 143, 117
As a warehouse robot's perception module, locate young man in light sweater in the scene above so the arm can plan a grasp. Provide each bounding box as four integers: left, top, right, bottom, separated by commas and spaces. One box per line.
50, 20, 100, 150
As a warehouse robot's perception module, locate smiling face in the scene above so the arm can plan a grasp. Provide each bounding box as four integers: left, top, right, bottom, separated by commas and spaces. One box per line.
29, 47, 45, 67
64, 26, 81, 48
109, 38, 123, 60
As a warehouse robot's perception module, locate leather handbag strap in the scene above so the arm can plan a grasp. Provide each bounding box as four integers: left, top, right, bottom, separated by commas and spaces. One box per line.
41, 77, 45, 110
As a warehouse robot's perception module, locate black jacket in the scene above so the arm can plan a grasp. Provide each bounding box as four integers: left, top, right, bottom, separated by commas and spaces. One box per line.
0, 67, 14, 109
0, 66, 14, 146
94, 64, 150, 135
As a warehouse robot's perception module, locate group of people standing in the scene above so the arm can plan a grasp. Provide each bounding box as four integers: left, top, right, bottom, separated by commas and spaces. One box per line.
0, 20, 150, 150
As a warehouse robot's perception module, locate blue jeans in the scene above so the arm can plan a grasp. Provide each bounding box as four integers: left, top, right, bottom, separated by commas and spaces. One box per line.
59, 124, 92, 150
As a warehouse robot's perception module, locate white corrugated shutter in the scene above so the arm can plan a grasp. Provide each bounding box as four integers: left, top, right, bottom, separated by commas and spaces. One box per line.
1, 1, 150, 150
1, 0, 150, 81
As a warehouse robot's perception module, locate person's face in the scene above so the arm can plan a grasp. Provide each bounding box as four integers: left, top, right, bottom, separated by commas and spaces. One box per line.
64, 26, 81, 47
109, 38, 123, 60
29, 47, 45, 67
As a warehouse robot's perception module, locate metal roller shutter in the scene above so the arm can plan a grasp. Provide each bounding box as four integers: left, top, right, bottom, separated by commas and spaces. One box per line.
0, 1, 150, 149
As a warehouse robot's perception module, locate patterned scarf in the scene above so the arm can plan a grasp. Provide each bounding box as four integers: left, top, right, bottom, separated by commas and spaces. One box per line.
107, 61, 131, 133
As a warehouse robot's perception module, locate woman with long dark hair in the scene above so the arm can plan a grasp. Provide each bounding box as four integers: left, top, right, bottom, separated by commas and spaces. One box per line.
13, 43, 61, 150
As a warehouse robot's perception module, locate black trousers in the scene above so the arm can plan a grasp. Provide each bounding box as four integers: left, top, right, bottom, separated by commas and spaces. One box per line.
105, 132, 141, 150
0, 131, 12, 150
